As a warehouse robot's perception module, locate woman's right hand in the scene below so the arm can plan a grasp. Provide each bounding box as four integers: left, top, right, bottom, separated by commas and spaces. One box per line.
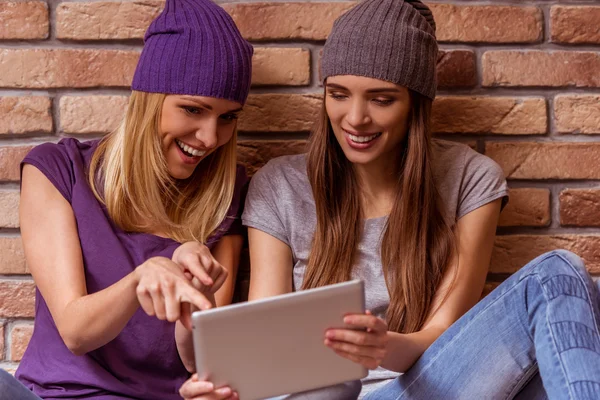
179, 374, 238, 400
135, 256, 213, 329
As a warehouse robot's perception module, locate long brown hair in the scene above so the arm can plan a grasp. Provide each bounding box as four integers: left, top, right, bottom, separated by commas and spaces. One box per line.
89, 91, 238, 243
303, 91, 455, 333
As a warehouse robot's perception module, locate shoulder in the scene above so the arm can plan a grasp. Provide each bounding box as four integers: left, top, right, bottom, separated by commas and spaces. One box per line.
431, 139, 504, 182
21, 138, 100, 202
23, 138, 98, 170
250, 153, 308, 189
432, 139, 508, 219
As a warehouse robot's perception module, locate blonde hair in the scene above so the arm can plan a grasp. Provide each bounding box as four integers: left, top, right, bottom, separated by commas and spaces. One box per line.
88, 91, 237, 243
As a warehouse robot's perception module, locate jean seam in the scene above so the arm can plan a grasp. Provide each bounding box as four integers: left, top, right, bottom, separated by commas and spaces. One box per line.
553, 252, 600, 338
535, 251, 600, 400
535, 272, 573, 400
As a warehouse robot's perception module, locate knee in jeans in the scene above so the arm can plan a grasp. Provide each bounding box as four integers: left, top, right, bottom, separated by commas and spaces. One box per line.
541, 250, 587, 277
528, 250, 594, 296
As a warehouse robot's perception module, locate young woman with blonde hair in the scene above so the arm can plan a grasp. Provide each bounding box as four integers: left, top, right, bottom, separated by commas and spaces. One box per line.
240, 0, 600, 399
0, 0, 252, 399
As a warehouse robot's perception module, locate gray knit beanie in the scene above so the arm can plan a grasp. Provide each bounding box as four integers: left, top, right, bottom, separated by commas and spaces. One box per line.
321, 0, 438, 99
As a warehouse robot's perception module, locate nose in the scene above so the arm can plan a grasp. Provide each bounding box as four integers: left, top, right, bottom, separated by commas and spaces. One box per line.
345, 99, 371, 127
195, 118, 218, 149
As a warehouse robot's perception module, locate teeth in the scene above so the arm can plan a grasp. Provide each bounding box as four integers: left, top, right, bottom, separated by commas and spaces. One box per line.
176, 139, 206, 157
347, 132, 380, 143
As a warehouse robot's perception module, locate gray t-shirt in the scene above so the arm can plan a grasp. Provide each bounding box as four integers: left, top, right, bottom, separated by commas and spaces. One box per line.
242, 139, 509, 396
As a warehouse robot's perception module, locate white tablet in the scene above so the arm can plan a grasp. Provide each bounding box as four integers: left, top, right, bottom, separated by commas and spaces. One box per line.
192, 280, 367, 400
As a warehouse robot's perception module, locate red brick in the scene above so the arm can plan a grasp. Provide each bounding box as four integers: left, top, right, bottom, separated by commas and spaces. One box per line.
431, 4, 542, 43
10, 324, 33, 361
0, 191, 20, 228
0, 237, 27, 275
0, 97, 52, 135
499, 189, 550, 227
252, 48, 310, 86
483, 51, 600, 88
238, 140, 307, 176
560, 189, 600, 227
0, 281, 35, 318
551, 6, 600, 44
555, 95, 600, 135
0, 146, 34, 182
0, 49, 140, 89
492, 235, 600, 274
0, 1, 48, 40
239, 94, 322, 133
60, 96, 128, 135
223, 2, 356, 41
432, 97, 547, 135
437, 50, 477, 89
486, 142, 600, 180
56, 0, 162, 40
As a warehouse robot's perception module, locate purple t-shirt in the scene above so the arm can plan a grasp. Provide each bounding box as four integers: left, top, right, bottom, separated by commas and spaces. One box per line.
16, 138, 248, 399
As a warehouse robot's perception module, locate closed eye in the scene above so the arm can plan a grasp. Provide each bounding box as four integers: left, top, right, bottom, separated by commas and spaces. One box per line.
372, 98, 395, 106
220, 113, 239, 122
181, 105, 203, 115
327, 91, 348, 101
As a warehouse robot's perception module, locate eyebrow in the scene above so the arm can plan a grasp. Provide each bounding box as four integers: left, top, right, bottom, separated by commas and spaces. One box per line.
181, 96, 242, 113
325, 83, 401, 94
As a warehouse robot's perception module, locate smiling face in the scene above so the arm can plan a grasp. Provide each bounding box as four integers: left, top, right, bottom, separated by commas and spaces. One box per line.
325, 75, 412, 169
159, 95, 242, 180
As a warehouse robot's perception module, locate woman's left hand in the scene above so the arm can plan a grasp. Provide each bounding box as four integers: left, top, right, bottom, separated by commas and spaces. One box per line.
324, 311, 389, 370
172, 241, 228, 295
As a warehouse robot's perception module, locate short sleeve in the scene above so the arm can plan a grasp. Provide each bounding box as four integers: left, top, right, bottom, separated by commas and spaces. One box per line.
242, 162, 289, 245
458, 152, 509, 219
20, 142, 75, 203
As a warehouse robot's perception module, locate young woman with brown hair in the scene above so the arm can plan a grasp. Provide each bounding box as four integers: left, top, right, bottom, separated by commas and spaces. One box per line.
241, 0, 600, 399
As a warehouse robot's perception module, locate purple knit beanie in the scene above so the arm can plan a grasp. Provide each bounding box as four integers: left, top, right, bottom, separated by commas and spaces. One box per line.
132, 0, 253, 105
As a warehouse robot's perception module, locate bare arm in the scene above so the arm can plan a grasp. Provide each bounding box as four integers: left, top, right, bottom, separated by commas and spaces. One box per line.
20, 165, 141, 355
175, 235, 244, 372
247, 227, 293, 300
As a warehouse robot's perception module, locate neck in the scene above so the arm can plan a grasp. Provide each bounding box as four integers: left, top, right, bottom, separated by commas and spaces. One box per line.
353, 154, 400, 219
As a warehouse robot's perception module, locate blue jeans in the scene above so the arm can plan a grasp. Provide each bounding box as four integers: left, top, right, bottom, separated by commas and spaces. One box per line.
0, 368, 40, 399
364, 250, 600, 400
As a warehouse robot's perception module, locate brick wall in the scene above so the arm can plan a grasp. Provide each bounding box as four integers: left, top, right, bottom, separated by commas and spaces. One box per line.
0, 0, 599, 371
